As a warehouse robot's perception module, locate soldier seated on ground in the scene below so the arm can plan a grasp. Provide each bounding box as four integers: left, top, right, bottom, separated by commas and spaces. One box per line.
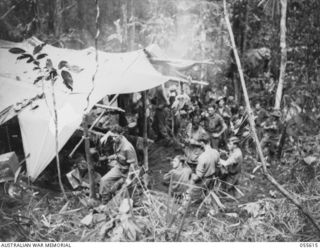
163, 155, 192, 198
218, 136, 243, 197
99, 125, 138, 203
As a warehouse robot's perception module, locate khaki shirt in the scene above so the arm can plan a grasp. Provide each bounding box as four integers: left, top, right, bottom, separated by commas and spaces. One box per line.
205, 113, 226, 133
195, 148, 220, 178
184, 124, 207, 164
113, 136, 138, 168
224, 147, 243, 174
163, 165, 192, 194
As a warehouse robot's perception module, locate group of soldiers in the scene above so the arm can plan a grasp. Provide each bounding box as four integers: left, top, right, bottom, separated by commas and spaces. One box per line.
92, 83, 289, 204
160, 89, 244, 201
94, 86, 246, 204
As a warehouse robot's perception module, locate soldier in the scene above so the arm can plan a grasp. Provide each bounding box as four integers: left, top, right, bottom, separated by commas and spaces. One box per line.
150, 85, 171, 142
187, 135, 220, 202
184, 115, 208, 168
172, 93, 192, 136
219, 137, 243, 196
163, 155, 192, 197
99, 125, 138, 203
192, 135, 220, 188
204, 104, 227, 149
260, 110, 282, 159
253, 102, 269, 140
216, 96, 231, 122
254, 102, 268, 125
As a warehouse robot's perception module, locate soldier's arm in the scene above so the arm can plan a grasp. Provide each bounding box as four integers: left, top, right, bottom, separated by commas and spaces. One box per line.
220, 153, 237, 167
194, 157, 206, 181
163, 171, 173, 182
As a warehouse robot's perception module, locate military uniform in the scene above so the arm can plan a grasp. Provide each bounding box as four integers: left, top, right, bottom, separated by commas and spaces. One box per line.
220, 147, 243, 192
150, 86, 171, 141
99, 136, 138, 199
204, 113, 226, 148
190, 147, 220, 201
184, 123, 207, 166
163, 165, 192, 195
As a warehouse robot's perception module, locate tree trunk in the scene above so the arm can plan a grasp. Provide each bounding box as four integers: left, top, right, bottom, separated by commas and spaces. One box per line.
129, 0, 135, 51
274, 0, 287, 110
83, 114, 96, 199
31, 0, 40, 35
54, 0, 62, 38
143, 91, 149, 171
48, 0, 62, 39
241, 0, 249, 54
51, 80, 67, 200
80, 0, 99, 200
121, 0, 128, 51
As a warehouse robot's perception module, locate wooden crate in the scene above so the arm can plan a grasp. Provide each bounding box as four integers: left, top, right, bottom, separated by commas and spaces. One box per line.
0, 152, 19, 183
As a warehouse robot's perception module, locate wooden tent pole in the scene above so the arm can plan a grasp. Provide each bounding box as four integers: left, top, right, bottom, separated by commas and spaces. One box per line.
68, 94, 119, 158
5, 125, 11, 151
143, 91, 149, 171
83, 114, 96, 199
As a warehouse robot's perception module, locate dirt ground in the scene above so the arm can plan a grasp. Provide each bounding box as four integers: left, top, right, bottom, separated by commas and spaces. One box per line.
0, 138, 315, 242
148, 141, 276, 204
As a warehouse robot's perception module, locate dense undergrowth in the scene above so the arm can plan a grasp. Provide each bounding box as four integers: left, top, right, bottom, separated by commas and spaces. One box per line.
1, 134, 320, 242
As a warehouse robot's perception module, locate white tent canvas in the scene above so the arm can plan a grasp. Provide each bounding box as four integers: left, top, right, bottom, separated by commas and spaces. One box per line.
0, 38, 174, 181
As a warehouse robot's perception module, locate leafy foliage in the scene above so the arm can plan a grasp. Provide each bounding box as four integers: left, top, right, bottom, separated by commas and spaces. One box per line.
9, 43, 73, 91
33, 43, 46, 55
9, 47, 26, 54
61, 70, 73, 91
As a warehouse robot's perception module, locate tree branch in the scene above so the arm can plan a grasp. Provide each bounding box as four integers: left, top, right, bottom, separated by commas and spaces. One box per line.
0, 3, 19, 20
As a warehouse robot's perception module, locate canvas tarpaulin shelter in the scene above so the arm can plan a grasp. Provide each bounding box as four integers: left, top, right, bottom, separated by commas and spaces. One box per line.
0, 37, 183, 181
0, 77, 41, 125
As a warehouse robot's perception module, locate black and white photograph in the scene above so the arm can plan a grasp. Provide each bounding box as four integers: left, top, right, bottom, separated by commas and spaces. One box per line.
0, 0, 319, 243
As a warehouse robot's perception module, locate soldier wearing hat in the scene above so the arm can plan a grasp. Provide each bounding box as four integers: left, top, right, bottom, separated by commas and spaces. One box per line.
219, 136, 243, 195
216, 96, 231, 121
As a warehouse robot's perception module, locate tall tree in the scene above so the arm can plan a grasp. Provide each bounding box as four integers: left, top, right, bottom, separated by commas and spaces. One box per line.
129, 0, 135, 51
274, 0, 287, 110
121, 0, 128, 51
